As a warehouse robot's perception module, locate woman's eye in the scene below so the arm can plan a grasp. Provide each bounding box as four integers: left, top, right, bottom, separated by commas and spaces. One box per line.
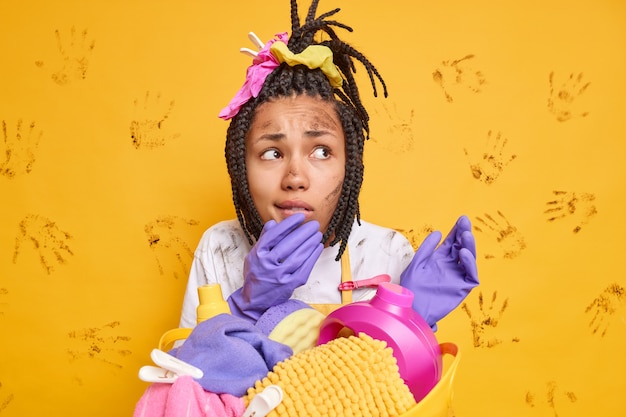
260, 149, 281, 160
311, 147, 330, 159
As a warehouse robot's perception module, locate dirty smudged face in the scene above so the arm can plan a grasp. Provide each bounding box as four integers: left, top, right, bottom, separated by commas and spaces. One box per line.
245, 94, 346, 237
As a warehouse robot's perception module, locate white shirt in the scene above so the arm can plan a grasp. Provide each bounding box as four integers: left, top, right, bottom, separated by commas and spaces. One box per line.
179, 218, 414, 328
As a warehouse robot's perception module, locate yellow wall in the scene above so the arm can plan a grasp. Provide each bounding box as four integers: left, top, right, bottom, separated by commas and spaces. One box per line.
1, 0, 624, 415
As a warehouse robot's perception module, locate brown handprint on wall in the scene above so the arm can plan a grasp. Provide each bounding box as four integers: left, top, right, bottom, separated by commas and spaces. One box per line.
0, 381, 15, 413
462, 290, 516, 348
474, 211, 526, 259
130, 91, 181, 150
433, 54, 486, 103
544, 190, 597, 233
547, 71, 590, 122
526, 380, 577, 417
1, 119, 42, 179
585, 283, 624, 337
464, 130, 517, 185
145, 215, 200, 279
395, 224, 435, 251
0, 288, 7, 317
370, 102, 415, 153
67, 321, 132, 369
35, 26, 96, 86
12, 214, 74, 274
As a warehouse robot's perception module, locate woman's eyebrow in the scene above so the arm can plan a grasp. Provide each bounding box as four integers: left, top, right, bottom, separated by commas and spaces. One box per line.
253, 132, 285, 143
305, 116, 341, 137
311, 114, 340, 129
254, 128, 338, 141
304, 129, 333, 137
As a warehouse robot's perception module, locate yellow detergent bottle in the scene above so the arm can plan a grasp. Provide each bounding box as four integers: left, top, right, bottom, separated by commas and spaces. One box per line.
196, 283, 231, 323
158, 284, 230, 351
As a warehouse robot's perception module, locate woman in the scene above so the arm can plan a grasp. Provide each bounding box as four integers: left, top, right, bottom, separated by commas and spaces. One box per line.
179, 0, 478, 330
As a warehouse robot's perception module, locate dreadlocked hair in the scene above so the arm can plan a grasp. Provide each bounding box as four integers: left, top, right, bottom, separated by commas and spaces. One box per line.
225, 0, 387, 260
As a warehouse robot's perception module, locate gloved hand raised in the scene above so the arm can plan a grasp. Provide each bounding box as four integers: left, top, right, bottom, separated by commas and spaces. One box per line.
400, 215, 479, 330
228, 213, 324, 323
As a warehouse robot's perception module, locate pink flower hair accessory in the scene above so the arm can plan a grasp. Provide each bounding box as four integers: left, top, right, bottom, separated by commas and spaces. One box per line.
219, 32, 343, 120
219, 32, 288, 120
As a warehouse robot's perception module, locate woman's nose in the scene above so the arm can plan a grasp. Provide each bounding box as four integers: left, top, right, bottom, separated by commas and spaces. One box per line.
281, 159, 309, 190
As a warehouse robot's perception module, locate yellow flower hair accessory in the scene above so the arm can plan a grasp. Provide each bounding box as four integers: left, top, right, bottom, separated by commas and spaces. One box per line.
219, 32, 344, 120
269, 41, 343, 88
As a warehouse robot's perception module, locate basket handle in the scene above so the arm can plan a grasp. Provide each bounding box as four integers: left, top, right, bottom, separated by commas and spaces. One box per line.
439, 342, 459, 358
158, 327, 193, 351
438, 342, 461, 385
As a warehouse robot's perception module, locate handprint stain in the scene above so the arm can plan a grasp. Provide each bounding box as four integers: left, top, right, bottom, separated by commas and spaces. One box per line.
544, 190, 597, 233
145, 215, 200, 279
526, 380, 577, 417
432, 54, 486, 103
1, 119, 43, 179
13, 214, 74, 274
395, 224, 435, 251
0, 288, 8, 317
474, 211, 526, 259
130, 91, 181, 150
462, 291, 514, 348
548, 71, 590, 122
584, 283, 624, 337
464, 130, 517, 185
67, 321, 132, 369
35, 26, 95, 86
370, 102, 415, 153
0, 382, 15, 413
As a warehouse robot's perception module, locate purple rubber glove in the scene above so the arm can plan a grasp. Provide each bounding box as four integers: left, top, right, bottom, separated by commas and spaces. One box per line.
228, 213, 324, 323
400, 215, 479, 330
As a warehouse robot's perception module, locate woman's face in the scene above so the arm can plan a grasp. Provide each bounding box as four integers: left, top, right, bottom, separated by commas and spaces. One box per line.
245, 94, 346, 235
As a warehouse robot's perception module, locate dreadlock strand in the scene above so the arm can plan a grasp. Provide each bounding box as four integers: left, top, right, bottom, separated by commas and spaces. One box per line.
314, 7, 342, 23
327, 39, 388, 99
303, 20, 353, 44
305, 0, 322, 27
336, 66, 370, 130
327, 103, 365, 259
290, 0, 302, 40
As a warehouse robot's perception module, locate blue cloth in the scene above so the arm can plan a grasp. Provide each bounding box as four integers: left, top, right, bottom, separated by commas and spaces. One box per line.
171, 314, 293, 396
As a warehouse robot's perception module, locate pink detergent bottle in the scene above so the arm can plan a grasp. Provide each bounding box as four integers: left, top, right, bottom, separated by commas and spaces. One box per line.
317, 278, 442, 402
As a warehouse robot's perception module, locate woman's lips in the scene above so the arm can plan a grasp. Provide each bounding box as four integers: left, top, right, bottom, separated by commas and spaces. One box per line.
276, 201, 313, 218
